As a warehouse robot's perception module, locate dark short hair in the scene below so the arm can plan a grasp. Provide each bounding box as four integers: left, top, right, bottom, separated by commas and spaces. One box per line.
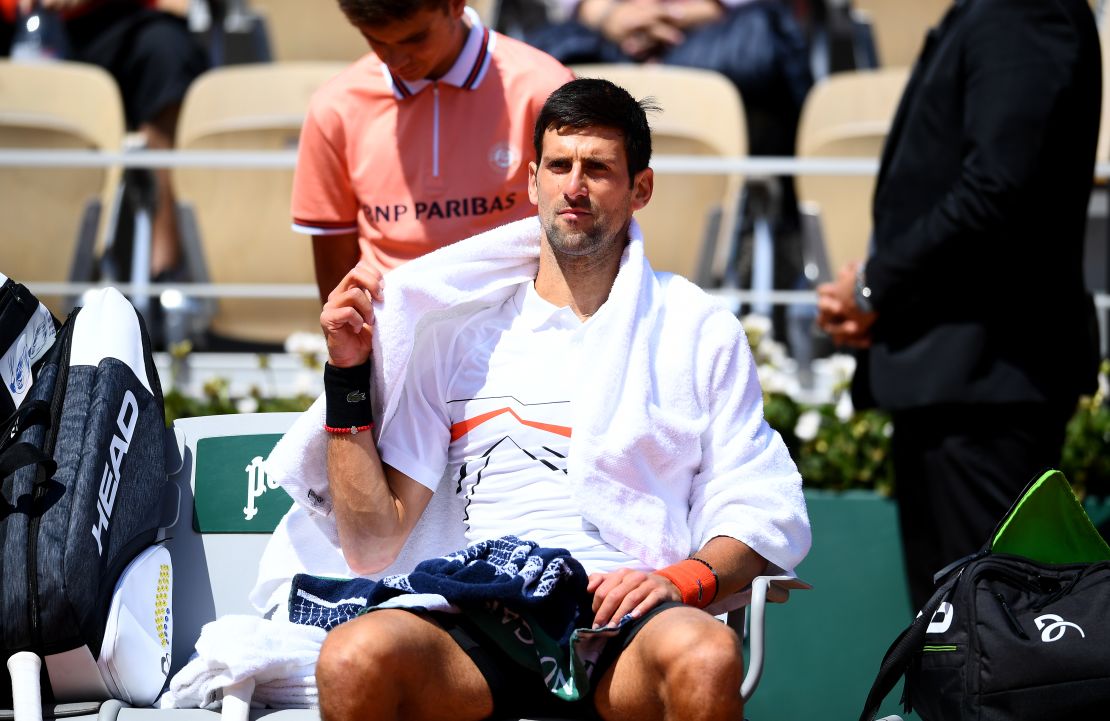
337, 0, 449, 27
532, 78, 656, 185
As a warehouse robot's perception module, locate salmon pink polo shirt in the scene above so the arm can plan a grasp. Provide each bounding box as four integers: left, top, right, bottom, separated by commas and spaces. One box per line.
291, 9, 574, 274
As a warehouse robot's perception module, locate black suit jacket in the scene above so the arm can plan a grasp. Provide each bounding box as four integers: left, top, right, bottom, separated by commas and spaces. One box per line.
855, 0, 1102, 412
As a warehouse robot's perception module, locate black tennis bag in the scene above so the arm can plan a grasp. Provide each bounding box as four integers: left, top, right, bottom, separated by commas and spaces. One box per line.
1, 287, 174, 707
859, 470, 1110, 721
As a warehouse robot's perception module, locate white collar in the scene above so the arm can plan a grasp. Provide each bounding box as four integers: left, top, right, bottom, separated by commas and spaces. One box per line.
383, 6, 494, 99
512, 281, 584, 331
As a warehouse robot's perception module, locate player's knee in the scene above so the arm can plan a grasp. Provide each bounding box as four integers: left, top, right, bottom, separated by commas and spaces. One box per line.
657, 619, 743, 690
318, 616, 412, 721
317, 616, 400, 691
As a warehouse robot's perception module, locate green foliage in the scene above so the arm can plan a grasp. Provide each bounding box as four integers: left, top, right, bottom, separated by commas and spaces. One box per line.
1061, 360, 1110, 498
163, 378, 314, 427
763, 391, 895, 495
162, 339, 317, 426
762, 388, 1110, 496
799, 406, 895, 495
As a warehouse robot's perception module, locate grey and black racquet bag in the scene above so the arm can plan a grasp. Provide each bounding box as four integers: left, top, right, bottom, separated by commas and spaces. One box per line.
1, 287, 174, 708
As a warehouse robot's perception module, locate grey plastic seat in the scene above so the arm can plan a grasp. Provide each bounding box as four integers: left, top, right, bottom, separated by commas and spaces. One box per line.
0, 60, 125, 317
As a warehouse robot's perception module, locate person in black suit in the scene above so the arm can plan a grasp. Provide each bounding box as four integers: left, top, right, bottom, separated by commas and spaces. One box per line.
816, 0, 1102, 611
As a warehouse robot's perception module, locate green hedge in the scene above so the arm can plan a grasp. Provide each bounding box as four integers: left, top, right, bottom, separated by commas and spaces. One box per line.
163, 350, 1110, 496
762, 383, 1110, 497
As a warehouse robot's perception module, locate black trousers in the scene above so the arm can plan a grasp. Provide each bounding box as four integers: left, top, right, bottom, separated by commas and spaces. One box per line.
65, 5, 208, 129
891, 402, 1072, 611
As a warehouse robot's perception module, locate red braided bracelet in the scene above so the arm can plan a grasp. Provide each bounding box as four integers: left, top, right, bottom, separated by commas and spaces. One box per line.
323, 423, 374, 435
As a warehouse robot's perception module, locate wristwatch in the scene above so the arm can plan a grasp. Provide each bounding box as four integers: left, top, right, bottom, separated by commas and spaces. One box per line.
854, 265, 874, 314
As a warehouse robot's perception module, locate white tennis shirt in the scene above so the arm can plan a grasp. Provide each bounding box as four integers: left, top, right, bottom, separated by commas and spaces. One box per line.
379, 282, 649, 574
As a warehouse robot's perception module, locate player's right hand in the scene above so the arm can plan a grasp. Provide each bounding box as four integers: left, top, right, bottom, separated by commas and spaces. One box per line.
320, 262, 384, 369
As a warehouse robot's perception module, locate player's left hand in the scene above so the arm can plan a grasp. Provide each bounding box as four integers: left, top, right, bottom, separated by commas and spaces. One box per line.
587, 568, 681, 628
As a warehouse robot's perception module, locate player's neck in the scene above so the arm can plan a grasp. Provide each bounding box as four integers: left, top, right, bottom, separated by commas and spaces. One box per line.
534, 243, 622, 322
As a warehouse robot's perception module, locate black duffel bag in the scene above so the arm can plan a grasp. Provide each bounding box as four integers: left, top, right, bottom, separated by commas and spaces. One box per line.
859, 469, 1110, 721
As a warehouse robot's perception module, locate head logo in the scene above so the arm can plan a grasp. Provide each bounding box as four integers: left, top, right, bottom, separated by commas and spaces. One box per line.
488, 142, 519, 171
1034, 614, 1085, 642
91, 390, 139, 556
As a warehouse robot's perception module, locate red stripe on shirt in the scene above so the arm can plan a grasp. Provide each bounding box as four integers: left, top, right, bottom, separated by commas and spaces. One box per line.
450, 406, 572, 442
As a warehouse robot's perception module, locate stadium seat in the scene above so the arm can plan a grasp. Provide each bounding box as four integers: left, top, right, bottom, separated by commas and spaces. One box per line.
570, 64, 746, 286
0, 60, 125, 317
794, 67, 909, 279
851, 0, 950, 69
173, 62, 346, 346
246, 0, 367, 63
247, 0, 499, 63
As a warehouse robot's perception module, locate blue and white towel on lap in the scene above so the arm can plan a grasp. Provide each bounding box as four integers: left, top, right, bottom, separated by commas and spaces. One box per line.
289, 535, 633, 701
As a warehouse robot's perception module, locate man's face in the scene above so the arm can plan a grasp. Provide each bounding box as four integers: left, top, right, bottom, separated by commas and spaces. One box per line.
357, 1, 465, 82
528, 125, 653, 258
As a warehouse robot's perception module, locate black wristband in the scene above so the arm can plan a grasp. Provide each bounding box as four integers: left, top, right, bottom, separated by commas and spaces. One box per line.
324, 358, 374, 431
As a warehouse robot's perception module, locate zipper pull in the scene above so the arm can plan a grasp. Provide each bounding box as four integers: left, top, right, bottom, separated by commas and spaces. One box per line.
994, 592, 1029, 639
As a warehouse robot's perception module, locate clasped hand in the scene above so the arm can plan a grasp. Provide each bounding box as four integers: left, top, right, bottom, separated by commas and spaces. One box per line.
815, 261, 877, 348
598, 0, 722, 59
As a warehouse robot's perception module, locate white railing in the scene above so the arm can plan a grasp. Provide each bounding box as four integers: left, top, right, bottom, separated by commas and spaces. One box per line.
2, 148, 1109, 179
0, 149, 879, 173
5, 150, 1110, 312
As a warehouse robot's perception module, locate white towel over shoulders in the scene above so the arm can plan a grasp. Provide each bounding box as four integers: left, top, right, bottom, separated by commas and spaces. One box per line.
253, 216, 811, 615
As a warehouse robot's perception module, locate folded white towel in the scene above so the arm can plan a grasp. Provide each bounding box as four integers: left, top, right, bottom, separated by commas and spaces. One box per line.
253, 677, 318, 709
158, 615, 325, 710
254, 215, 811, 615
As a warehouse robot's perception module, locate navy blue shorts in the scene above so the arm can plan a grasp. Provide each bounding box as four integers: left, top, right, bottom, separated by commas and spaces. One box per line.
435, 601, 683, 721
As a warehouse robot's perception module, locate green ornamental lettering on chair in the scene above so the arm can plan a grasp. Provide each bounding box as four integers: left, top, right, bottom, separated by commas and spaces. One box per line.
193, 434, 293, 533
